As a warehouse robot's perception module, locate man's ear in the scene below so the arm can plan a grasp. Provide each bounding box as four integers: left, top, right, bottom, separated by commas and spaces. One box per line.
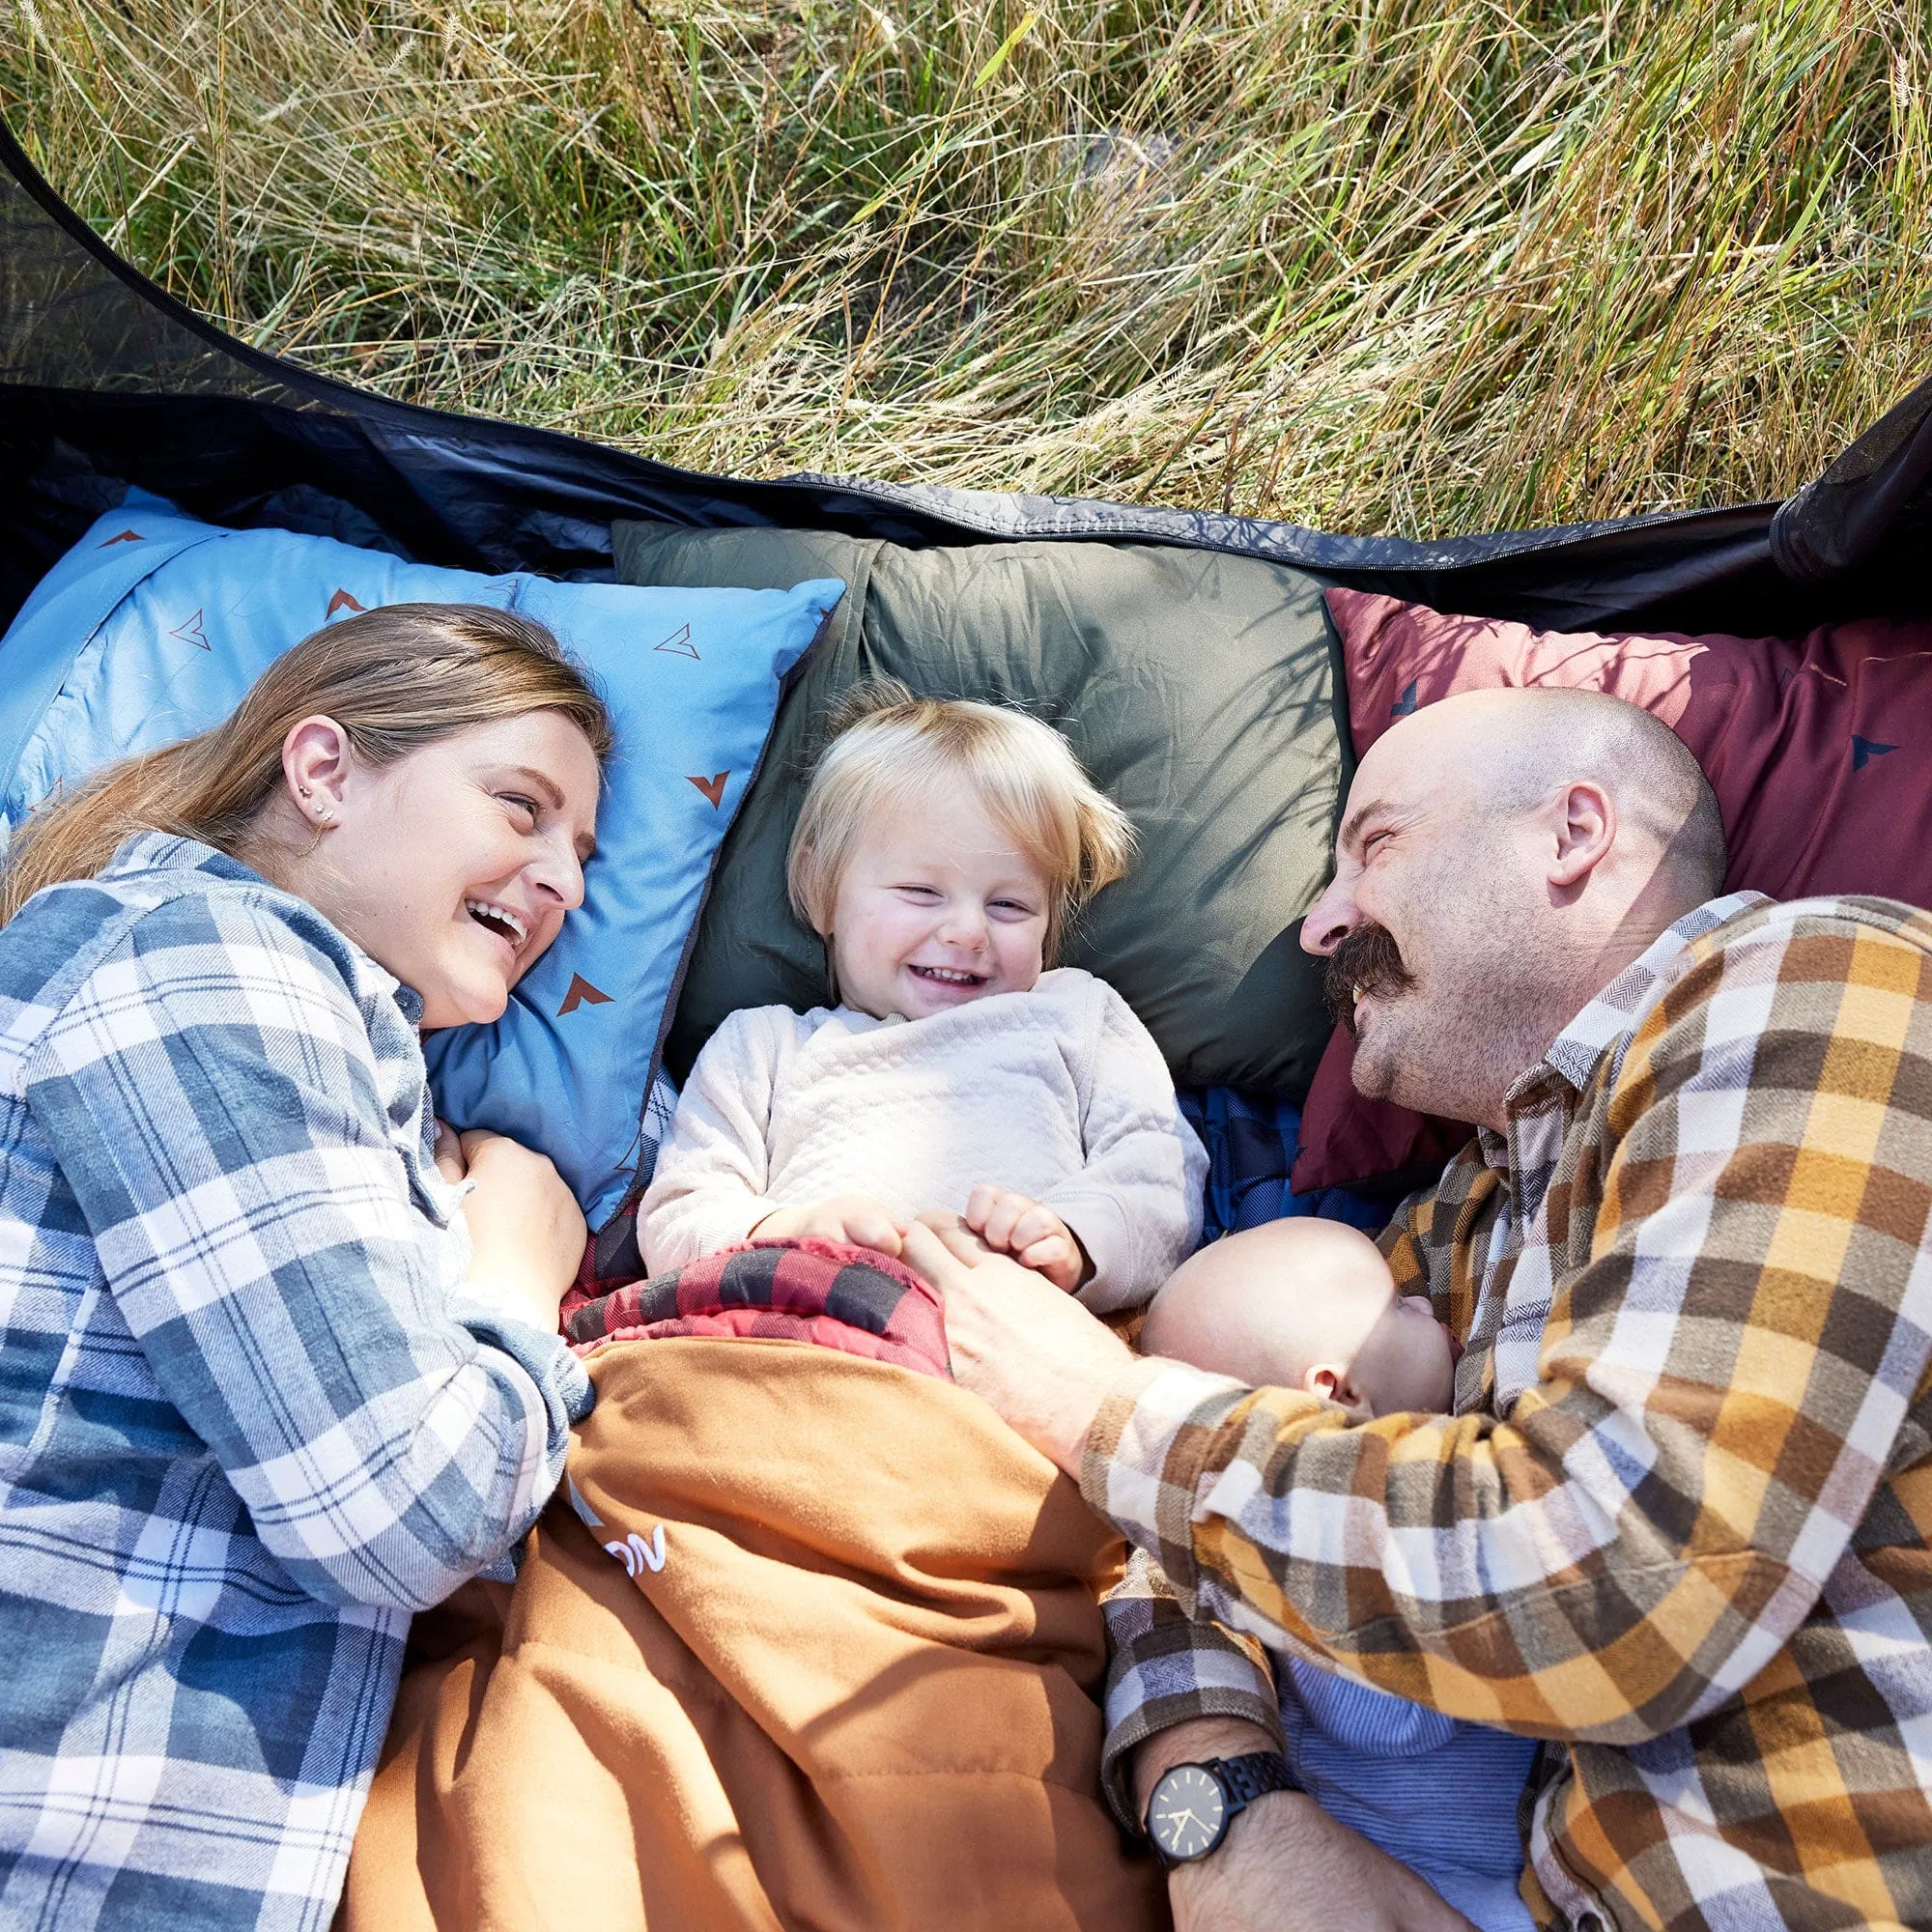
1548, 779, 1616, 893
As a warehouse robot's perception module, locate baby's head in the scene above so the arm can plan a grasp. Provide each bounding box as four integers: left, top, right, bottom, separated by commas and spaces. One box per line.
787, 680, 1134, 1021
1143, 1218, 1457, 1418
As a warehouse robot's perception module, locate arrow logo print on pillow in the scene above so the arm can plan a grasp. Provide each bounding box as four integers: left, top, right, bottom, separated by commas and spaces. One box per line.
687, 772, 729, 807
1852, 735, 1898, 771
98, 529, 144, 547
326, 587, 367, 618
169, 610, 211, 650
654, 623, 699, 659
557, 973, 614, 1016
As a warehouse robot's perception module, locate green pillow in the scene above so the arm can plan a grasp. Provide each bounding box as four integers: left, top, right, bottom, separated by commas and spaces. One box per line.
613, 521, 1349, 1098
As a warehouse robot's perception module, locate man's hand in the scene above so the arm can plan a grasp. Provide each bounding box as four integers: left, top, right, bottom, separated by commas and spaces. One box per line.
751, 1194, 910, 1258
458, 1129, 587, 1334
1171, 1793, 1475, 1932
962, 1183, 1090, 1292
1137, 1719, 1474, 1932
898, 1221, 1133, 1472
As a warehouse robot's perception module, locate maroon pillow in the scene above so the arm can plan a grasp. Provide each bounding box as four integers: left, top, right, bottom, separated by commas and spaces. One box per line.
1293, 589, 1932, 1193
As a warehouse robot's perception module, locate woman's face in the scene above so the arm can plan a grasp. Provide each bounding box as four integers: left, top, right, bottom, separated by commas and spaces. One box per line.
292, 709, 600, 1029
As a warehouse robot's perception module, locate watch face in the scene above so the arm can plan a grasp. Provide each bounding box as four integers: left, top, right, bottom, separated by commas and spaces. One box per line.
1148, 1764, 1229, 1862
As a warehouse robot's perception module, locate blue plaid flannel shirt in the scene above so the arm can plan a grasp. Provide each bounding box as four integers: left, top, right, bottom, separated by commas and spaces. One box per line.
0, 834, 590, 1932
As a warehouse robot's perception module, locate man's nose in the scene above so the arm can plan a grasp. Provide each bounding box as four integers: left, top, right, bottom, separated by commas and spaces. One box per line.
1299, 872, 1359, 955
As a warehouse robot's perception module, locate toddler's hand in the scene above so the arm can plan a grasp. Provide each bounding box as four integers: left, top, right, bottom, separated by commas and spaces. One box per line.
963, 1184, 1090, 1293
752, 1194, 909, 1258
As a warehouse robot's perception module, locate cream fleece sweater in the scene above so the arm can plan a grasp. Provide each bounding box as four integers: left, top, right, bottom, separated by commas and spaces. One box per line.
640, 968, 1206, 1314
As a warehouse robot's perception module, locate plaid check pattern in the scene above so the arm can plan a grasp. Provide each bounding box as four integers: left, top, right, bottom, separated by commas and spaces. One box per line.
564, 1236, 952, 1381
1091, 893, 1932, 1930
0, 835, 590, 1932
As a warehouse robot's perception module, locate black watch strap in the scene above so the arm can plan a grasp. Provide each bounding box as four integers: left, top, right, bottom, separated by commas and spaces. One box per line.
1144, 1750, 1300, 1867
1207, 1750, 1299, 1810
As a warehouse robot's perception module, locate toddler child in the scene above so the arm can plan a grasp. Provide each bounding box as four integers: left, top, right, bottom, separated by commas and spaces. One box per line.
641, 682, 1206, 1311
1144, 1217, 1539, 1932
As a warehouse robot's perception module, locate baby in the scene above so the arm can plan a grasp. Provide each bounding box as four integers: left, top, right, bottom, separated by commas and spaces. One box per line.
1145, 1218, 1537, 1932
641, 681, 1206, 1312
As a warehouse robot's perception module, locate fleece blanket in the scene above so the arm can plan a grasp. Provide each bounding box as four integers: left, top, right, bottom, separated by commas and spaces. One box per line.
342, 1244, 1165, 1932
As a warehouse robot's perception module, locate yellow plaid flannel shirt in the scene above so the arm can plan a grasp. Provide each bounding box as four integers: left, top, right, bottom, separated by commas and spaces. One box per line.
1089, 893, 1932, 1931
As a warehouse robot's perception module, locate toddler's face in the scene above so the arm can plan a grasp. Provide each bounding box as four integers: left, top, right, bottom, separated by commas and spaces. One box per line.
828, 785, 1051, 1021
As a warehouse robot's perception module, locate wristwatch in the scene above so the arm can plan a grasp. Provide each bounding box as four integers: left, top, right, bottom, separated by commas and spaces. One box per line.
1143, 1751, 1300, 1866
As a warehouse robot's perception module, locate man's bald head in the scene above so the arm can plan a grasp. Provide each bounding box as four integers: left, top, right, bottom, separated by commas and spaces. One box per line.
1304, 686, 1730, 1131
1390, 688, 1727, 902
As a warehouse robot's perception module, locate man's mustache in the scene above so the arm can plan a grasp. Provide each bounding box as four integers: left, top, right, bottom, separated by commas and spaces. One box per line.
1324, 922, 1415, 1036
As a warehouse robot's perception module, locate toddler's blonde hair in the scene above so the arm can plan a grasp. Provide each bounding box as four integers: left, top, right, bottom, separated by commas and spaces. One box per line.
787, 679, 1134, 967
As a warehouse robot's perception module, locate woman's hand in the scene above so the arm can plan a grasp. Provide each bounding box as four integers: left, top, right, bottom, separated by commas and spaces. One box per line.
962, 1183, 1090, 1292
457, 1129, 586, 1333
751, 1194, 910, 1258
433, 1117, 468, 1186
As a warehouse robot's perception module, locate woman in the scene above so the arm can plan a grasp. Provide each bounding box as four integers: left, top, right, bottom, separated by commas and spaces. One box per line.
0, 604, 608, 1931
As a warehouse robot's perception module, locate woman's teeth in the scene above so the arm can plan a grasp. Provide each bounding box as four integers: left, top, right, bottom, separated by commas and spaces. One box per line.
466, 899, 526, 946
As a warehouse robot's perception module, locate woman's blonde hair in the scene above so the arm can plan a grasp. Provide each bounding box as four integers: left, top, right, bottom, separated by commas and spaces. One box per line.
786, 678, 1134, 967
1, 603, 612, 923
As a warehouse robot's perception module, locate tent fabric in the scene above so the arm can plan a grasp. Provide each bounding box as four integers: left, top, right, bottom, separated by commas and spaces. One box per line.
4, 118, 1926, 643
1, 112, 1926, 1174
613, 518, 1347, 1098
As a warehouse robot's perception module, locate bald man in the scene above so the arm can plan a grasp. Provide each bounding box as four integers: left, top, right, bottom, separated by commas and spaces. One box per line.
903, 688, 1932, 1932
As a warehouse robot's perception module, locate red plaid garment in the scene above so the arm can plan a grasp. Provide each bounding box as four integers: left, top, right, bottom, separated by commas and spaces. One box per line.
561, 1236, 952, 1382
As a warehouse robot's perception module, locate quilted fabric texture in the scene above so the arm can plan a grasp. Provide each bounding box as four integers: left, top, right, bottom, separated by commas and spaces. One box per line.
1295, 587, 1932, 1191
0, 492, 843, 1223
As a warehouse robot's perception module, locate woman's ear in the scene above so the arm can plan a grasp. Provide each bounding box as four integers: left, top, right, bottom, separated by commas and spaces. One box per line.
282, 714, 355, 824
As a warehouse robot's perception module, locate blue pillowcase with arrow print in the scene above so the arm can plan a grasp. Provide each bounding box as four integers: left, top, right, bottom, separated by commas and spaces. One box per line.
0, 491, 843, 1226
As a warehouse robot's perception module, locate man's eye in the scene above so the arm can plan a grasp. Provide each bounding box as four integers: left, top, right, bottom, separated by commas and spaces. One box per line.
500, 793, 540, 820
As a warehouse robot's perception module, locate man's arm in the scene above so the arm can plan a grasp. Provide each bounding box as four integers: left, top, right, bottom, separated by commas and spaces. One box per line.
1105, 1565, 1474, 1932
1131, 1716, 1472, 1932
906, 918, 1932, 1743
1099, 1546, 1286, 1826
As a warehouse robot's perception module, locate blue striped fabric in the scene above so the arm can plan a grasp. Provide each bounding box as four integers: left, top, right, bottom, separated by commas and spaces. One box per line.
0, 834, 589, 1931
1278, 1656, 1540, 1932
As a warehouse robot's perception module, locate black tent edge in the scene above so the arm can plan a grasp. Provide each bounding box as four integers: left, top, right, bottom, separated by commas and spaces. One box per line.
2, 112, 1927, 640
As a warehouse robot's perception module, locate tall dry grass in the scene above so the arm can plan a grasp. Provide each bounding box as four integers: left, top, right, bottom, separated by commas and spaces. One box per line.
2, 0, 1926, 536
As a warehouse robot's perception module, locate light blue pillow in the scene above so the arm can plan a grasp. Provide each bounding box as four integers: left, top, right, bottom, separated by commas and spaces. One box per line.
0, 492, 843, 1225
